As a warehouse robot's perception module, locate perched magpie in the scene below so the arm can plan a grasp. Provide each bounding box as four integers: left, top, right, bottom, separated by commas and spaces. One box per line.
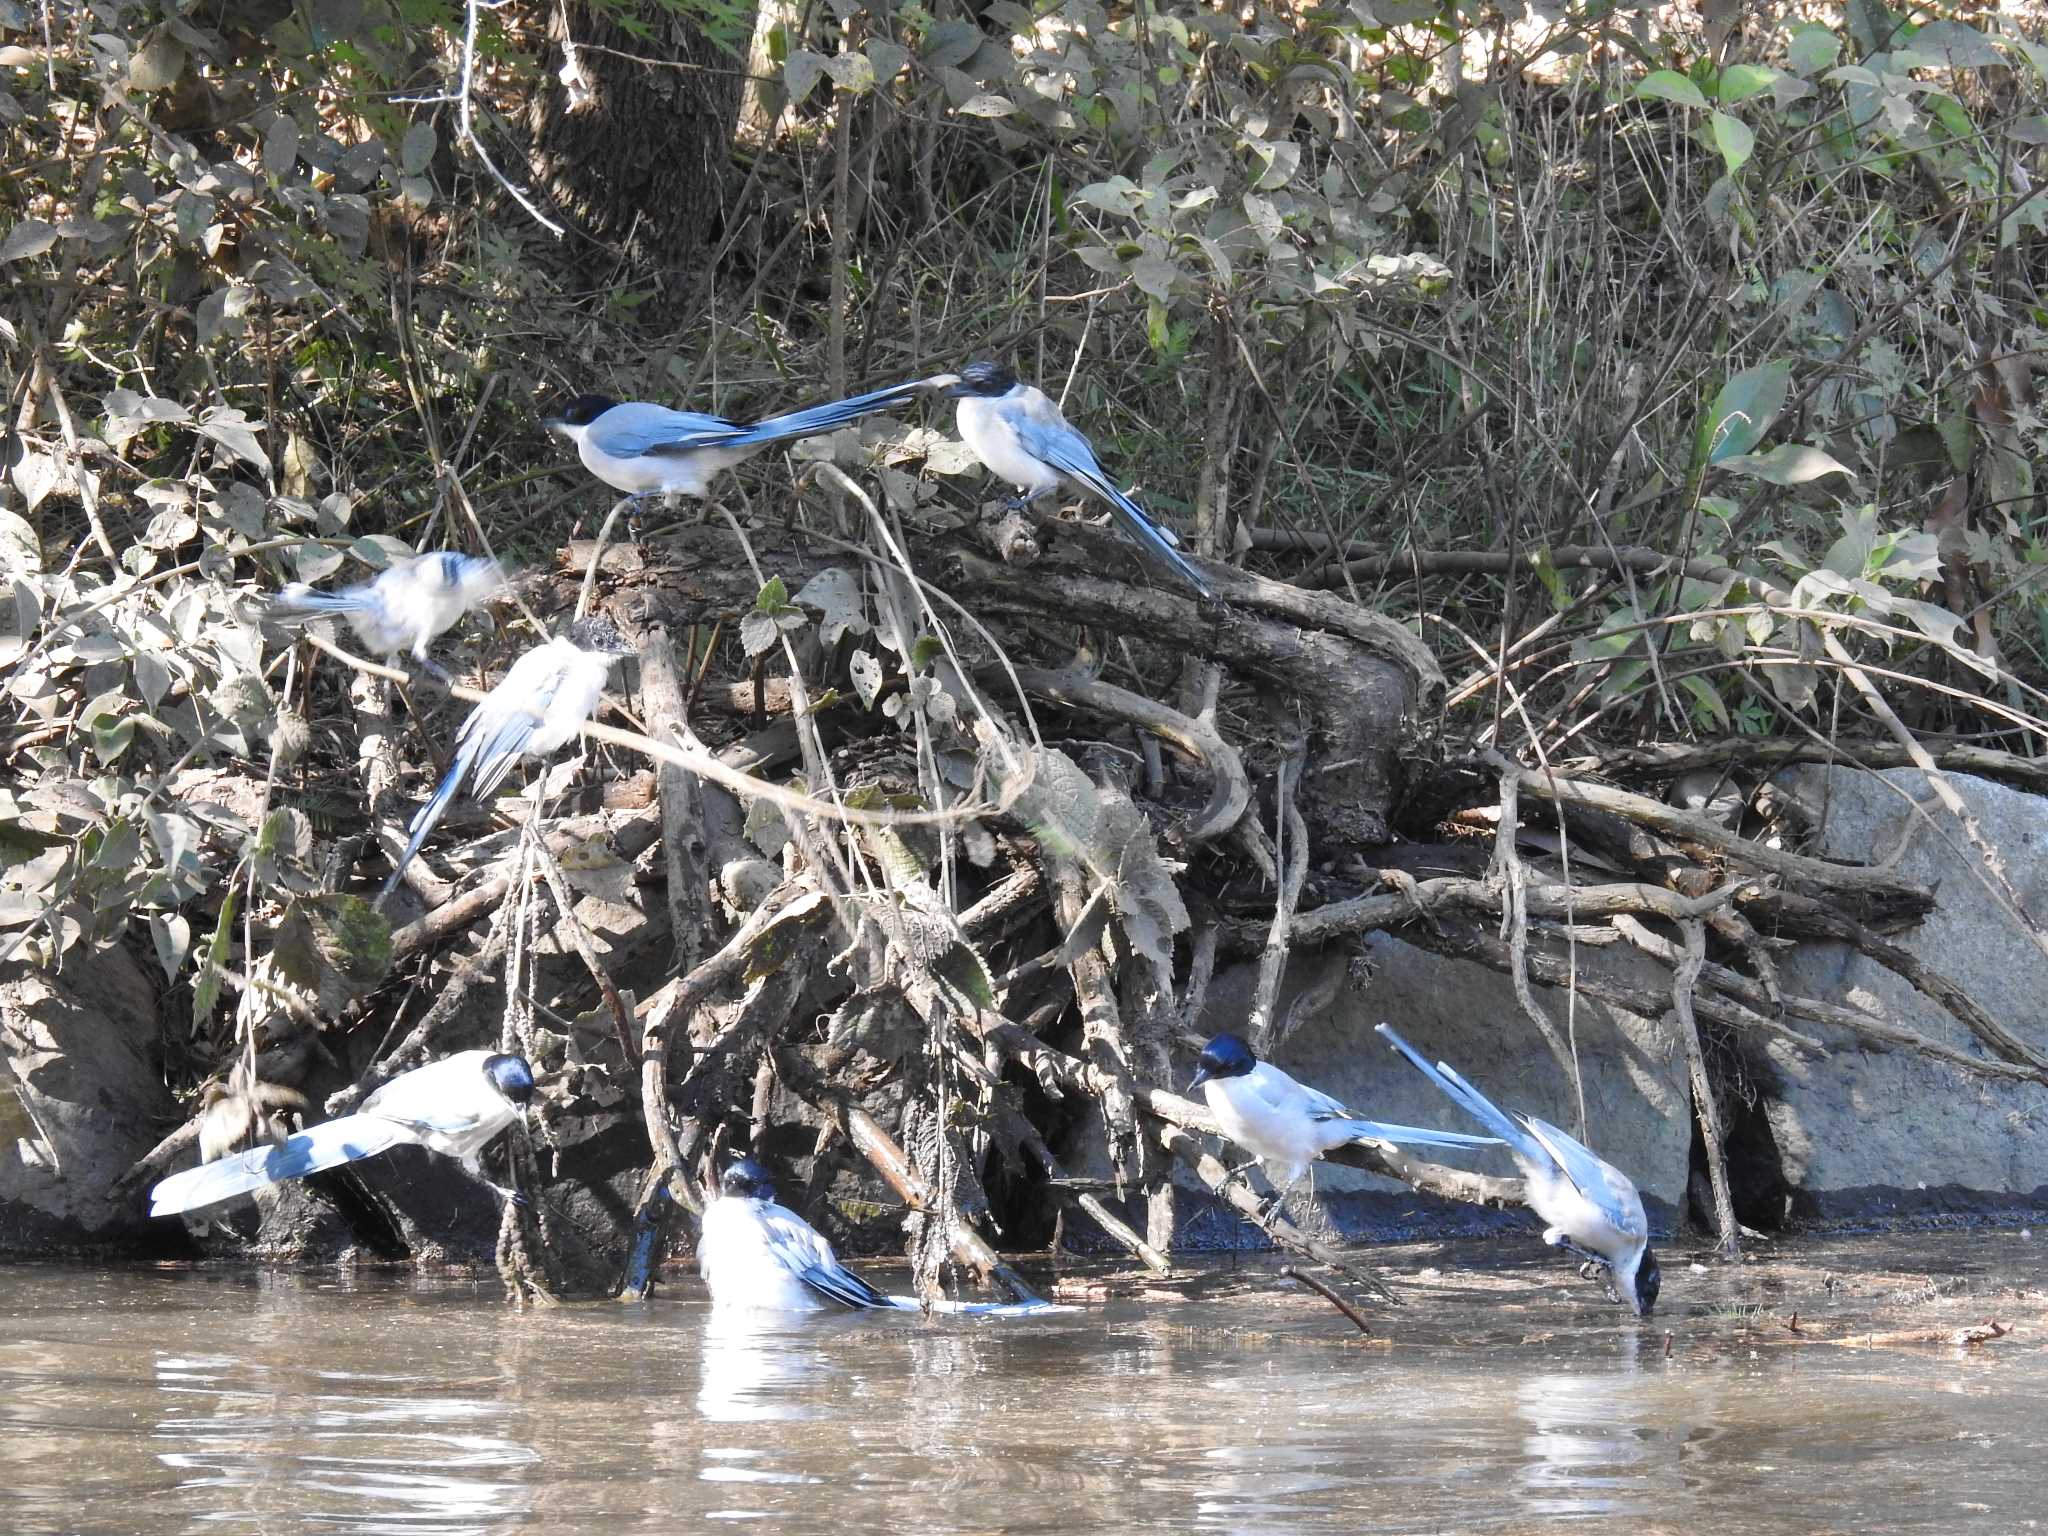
1378, 1023, 1662, 1316
544, 377, 936, 503
149, 1050, 536, 1216
377, 615, 635, 906
941, 360, 1211, 598
1189, 1031, 1502, 1216
270, 552, 503, 678
699, 1158, 1069, 1316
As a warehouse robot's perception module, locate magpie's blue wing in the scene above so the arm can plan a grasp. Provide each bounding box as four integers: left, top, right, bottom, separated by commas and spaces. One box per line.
456, 643, 574, 801
795, 1262, 897, 1309
1006, 402, 1211, 598
1521, 1115, 1647, 1237
587, 402, 745, 459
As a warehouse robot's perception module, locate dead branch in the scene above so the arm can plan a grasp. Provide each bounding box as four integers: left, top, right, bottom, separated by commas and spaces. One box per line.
1511, 769, 1933, 901
1004, 665, 1250, 843
1671, 917, 1739, 1258
774, 1049, 1049, 1305
636, 625, 718, 979
1248, 744, 1308, 1056
636, 885, 829, 1216
954, 522, 1441, 846
1570, 736, 2048, 796
1152, 1120, 1401, 1301
1759, 890, 2048, 1072
1279, 1265, 1374, 1335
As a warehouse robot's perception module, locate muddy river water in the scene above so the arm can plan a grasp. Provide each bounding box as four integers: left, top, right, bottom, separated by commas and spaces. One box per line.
3, 1231, 2041, 1533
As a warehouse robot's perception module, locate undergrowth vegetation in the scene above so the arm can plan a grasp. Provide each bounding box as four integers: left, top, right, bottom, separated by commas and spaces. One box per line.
3, 0, 2047, 1270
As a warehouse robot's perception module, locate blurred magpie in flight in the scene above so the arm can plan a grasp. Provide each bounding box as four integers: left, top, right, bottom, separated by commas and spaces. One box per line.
701, 1158, 1068, 1316
1188, 1031, 1502, 1215
940, 360, 1212, 598
150, 1050, 536, 1216
544, 377, 936, 504
376, 615, 635, 906
270, 552, 503, 679
1378, 1023, 1662, 1316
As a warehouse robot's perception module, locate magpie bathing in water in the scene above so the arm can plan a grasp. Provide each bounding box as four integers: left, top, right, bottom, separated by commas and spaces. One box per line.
376, 615, 635, 906
940, 360, 1212, 598
699, 1158, 1069, 1316
149, 1051, 536, 1216
1188, 1030, 1502, 1218
1378, 1022, 1662, 1316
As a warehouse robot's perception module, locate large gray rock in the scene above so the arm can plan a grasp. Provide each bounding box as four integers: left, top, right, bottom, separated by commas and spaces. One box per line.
1161, 935, 1692, 1249
1761, 766, 2048, 1224
1, 943, 179, 1251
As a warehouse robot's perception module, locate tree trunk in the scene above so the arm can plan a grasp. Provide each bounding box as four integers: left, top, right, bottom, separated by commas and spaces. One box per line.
526, 1, 752, 316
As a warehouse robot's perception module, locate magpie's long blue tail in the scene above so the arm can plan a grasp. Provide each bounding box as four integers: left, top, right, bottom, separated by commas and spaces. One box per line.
1376, 1022, 1544, 1164
1037, 449, 1212, 599
149, 1115, 409, 1216
376, 759, 467, 907
732, 377, 940, 448
1330, 1116, 1504, 1151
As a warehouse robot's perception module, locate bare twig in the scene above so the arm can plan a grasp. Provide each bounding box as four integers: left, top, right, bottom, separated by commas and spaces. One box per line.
1671, 918, 1738, 1258
1279, 1265, 1374, 1336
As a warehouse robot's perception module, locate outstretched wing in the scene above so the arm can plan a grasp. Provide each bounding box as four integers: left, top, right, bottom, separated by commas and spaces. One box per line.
150, 1115, 410, 1216
758, 1204, 900, 1309
1521, 1115, 1647, 1239
587, 402, 747, 460
1004, 397, 1211, 598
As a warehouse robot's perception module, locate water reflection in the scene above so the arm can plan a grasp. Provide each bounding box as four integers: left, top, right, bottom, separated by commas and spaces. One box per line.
153, 1348, 538, 1534
696, 1311, 833, 1423
0, 1238, 2042, 1534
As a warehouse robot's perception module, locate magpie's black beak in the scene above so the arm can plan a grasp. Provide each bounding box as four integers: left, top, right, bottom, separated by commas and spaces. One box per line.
1187, 1066, 1213, 1092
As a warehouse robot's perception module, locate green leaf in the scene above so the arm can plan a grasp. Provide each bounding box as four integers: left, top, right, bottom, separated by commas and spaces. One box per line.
1714, 64, 1778, 103
195, 406, 271, 474
272, 894, 392, 1014
1698, 361, 1792, 465
754, 574, 791, 613
1714, 443, 1853, 485
1787, 24, 1839, 75
191, 888, 237, 1029
739, 610, 781, 658
824, 51, 875, 94
0, 218, 57, 262
400, 120, 437, 176
931, 938, 996, 1012
1128, 253, 1181, 301
784, 49, 826, 106
1638, 70, 1709, 110
1710, 111, 1756, 173
1679, 674, 1730, 731
910, 633, 945, 670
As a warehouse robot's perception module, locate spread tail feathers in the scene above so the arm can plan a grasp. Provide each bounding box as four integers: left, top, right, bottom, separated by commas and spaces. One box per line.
150, 1115, 410, 1216
1376, 1023, 1542, 1163
734, 378, 937, 449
